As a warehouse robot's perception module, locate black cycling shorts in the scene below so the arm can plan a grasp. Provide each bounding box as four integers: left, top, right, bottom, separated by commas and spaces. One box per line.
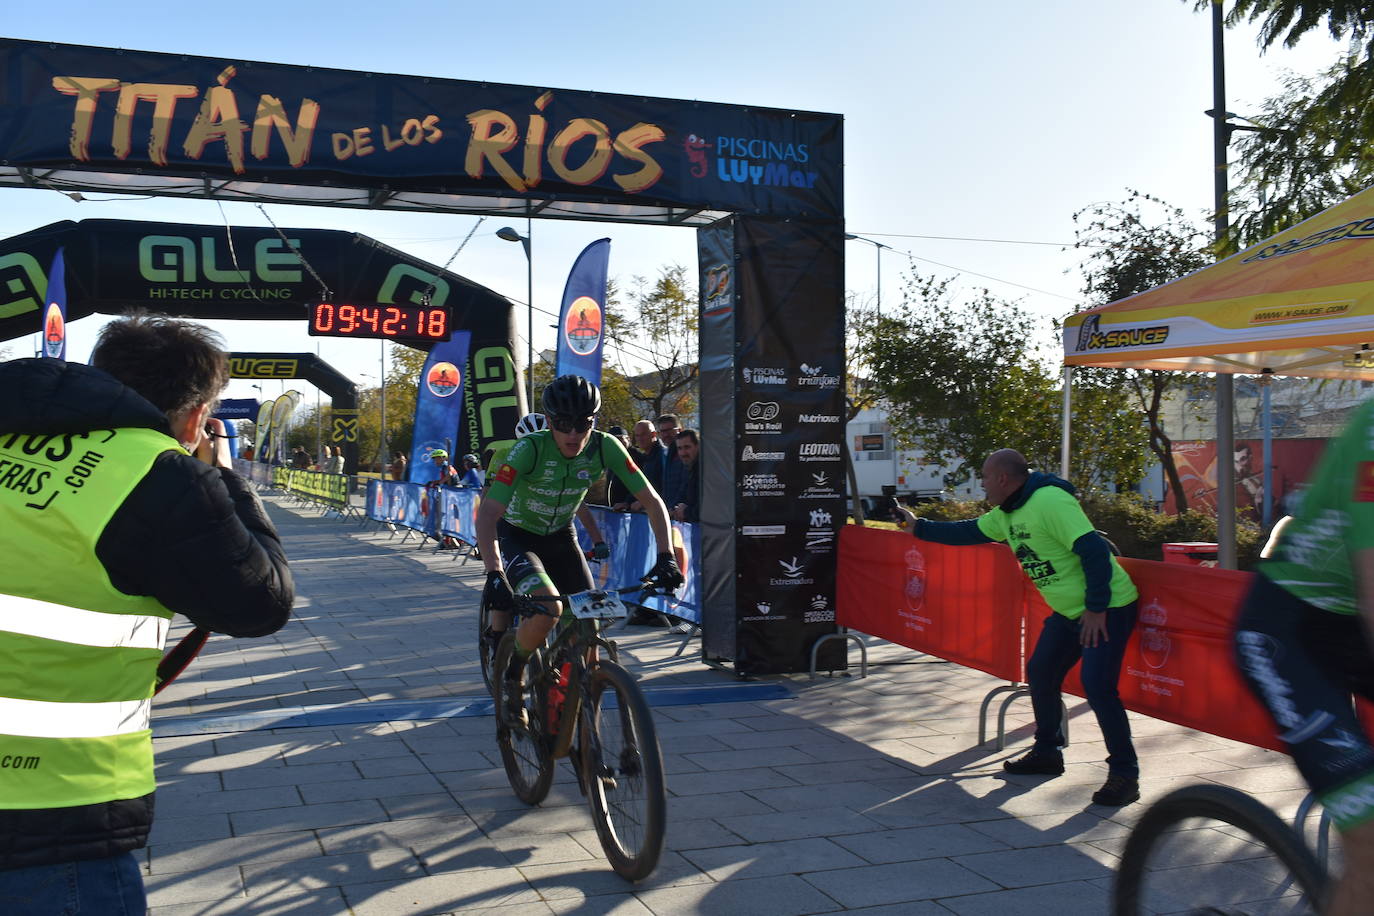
1234, 574, 1374, 829
497, 518, 593, 599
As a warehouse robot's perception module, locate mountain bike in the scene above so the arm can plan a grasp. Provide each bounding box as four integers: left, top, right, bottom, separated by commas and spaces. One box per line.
1112, 783, 1330, 914
491, 583, 668, 881
478, 548, 601, 695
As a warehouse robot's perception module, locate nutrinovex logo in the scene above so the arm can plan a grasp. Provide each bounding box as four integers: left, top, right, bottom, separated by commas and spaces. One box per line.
1075, 314, 1169, 351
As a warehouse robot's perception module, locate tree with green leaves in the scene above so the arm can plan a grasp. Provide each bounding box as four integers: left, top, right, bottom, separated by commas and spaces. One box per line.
605, 264, 698, 420
1196, 0, 1374, 244
856, 273, 1061, 488
1072, 191, 1214, 509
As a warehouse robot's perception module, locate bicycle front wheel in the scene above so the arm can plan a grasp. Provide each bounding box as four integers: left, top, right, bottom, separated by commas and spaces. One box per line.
580, 660, 666, 881
1113, 783, 1329, 915
478, 599, 495, 695
493, 636, 554, 806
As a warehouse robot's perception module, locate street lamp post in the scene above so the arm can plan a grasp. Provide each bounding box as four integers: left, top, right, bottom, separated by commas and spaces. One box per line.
844, 233, 888, 316
497, 223, 534, 410
845, 233, 898, 493
378, 340, 388, 472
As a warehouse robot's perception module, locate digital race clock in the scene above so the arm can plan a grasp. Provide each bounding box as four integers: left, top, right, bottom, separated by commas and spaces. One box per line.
307, 302, 452, 343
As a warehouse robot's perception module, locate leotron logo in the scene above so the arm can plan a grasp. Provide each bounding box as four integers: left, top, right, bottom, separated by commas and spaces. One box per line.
799, 442, 842, 462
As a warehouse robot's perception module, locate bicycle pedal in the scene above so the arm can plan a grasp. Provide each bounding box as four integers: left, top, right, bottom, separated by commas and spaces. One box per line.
598, 774, 619, 792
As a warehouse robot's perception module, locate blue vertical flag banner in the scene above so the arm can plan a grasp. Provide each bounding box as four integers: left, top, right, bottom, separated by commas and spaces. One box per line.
553, 239, 611, 387
41, 248, 66, 359
409, 331, 472, 484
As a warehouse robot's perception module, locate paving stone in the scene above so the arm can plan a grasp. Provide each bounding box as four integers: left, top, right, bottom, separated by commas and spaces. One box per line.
717, 805, 886, 843
221, 760, 360, 790
831, 822, 1009, 865
341, 871, 544, 915
952, 842, 1117, 888
517, 849, 709, 899
682, 837, 870, 881
149, 831, 322, 875
668, 766, 801, 796
148, 812, 234, 845
242, 848, 425, 892
635, 873, 844, 916
802, 858, 999, 908
145, 864, 245, 908
148, 887, 351, 916
232, 799, 388, 835
300, 772, 445, 804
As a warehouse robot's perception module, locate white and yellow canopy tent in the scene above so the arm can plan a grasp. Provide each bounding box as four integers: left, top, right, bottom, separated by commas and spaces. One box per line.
1061, 183, 1374, 564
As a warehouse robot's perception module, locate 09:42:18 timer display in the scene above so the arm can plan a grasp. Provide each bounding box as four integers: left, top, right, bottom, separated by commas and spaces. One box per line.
307, 302, 452, 342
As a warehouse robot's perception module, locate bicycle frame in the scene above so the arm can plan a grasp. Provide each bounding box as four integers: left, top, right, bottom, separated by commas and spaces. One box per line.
510, 585, 655, 762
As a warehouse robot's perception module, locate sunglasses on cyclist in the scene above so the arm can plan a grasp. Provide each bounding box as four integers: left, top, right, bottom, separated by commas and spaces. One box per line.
550, 416, 594, 434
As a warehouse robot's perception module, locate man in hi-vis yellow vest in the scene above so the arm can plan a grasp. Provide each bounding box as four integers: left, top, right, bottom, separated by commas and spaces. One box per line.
0, 313, 293, 914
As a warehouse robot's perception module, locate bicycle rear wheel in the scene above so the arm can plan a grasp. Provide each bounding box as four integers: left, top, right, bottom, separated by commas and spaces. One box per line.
580, 660, 666, 881
493, 636, 554, 805
1113, 783, 1329, 915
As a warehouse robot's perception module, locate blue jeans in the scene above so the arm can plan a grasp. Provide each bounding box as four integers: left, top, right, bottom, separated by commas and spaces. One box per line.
1027, 603, 1139, 778
0, 852, 146, 915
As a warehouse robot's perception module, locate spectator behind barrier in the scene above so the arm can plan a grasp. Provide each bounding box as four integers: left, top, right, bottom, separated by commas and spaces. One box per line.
628, 419, 662, 512
671, 428, 700, 522
0, 312, 294, 911
606, 424, 636, 510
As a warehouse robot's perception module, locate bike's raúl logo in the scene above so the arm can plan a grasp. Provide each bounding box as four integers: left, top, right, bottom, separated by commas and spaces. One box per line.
426, 362, 461, 397
564, 297, 602, 355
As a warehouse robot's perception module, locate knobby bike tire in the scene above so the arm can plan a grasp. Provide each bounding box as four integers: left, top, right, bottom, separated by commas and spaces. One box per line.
1112, 783, 1329, 916
493, 635, 554, 806
580, 660, 666, 881
478, 599, 495, 696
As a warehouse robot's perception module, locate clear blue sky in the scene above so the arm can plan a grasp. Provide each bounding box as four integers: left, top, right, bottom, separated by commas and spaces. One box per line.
0, 1, 1343, 402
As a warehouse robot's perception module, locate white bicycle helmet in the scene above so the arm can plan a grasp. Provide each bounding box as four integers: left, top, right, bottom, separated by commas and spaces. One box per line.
515, 412, 548, 438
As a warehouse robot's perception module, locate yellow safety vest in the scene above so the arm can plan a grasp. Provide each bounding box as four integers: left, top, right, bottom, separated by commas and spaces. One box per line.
0, 426, 181, 809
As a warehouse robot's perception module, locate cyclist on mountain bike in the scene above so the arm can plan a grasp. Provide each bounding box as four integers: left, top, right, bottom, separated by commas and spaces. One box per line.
1233, 397, 1374, 916
476, 375, 683, 714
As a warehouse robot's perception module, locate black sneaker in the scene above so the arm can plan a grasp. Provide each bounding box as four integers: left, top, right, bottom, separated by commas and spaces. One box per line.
501, 675, 528, 729
1092, 773, 1140, 806
1002, 748, 1065, 776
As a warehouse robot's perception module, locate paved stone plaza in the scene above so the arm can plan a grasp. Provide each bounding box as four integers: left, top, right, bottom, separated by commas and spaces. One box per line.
143, 495, 1308, 915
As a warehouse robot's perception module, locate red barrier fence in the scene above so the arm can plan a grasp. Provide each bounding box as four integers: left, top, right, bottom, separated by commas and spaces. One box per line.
837, 526, 1025, 682
837, 527, 1296, 754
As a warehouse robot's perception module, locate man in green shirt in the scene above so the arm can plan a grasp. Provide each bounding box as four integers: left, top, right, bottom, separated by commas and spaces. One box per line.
897, 448, 1141, 806
1233, 398, 1374, 916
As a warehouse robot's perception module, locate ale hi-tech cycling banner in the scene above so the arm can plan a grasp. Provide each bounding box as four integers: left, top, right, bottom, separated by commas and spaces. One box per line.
0, 218, 520, 470
0, 39, 841, 221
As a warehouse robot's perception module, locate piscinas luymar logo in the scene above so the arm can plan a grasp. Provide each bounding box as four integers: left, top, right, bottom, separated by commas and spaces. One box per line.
688, 134, 818, 189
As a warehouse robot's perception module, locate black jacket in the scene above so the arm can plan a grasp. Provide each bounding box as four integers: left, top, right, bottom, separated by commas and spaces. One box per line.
0, 358, 294, 869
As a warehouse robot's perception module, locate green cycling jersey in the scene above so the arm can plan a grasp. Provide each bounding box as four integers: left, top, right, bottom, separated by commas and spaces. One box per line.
1261, 397, 1374, 615
487, 429, 649, 535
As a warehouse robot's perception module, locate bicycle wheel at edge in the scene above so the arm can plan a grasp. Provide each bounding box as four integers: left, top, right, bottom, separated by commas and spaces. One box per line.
1112, 783, 1329, 915
580, 660, 666, 881
493, 636, 554, 806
